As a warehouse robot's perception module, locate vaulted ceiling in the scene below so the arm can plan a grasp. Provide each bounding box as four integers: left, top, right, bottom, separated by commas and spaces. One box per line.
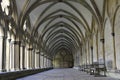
12, 0, 106, 57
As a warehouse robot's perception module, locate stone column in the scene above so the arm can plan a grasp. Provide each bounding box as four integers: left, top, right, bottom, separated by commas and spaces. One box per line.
26, 47, 30, 69
49, 59, 52, 68
46, 57, 48, 68
28, 48, 33, 69
35, 52, 38, 69
45, 57, 47, 68
47, 58, 49, 68
24, 47, 28, 69
100, 39, 106, 76
6, 38, 11, 71
40, 55, 43, 68
112, 32, 117, 70
91, 46, 93, 65
81, 47, 83, 65
42, 55, 45, 68
96, 34, 99, 62
20, 45, 25, 70
79, 46, 82, 66
10, 41, 21, 71
85, 44, 87, 66
0, 36, 7, 72
32, 49, 35, 69
44, 56, 46, 68
35, 51, 39, 68
48, 59, 50, 68
82, 45, 85, 65
39, 53, 41, 68
88, 42, 90, 64
50, 60, 52, 68
86, 42, 89, 65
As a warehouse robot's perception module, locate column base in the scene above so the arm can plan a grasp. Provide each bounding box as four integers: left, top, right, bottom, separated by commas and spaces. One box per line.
15, 68, 21, 71
10, 68, 16, 71
6, 69, 11, 72
114, 67, 118, 72
0, 69, 7, 72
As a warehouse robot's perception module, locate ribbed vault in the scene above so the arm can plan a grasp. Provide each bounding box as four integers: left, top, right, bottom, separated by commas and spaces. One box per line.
11, 0, 105, 58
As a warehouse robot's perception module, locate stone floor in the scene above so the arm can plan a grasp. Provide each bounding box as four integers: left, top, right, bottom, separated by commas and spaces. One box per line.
17, 68, 119, 80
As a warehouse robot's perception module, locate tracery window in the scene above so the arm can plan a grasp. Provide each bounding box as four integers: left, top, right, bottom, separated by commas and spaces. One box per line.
1, 0, 10, 15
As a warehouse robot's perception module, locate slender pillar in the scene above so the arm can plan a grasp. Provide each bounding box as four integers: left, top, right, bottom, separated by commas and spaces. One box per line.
6, 38, 11, 71
46, 57, 47, 68
35, 51, 39, 68
44, 56, 46, 68
112, 32, 117, 70
91, 46, 93, 65
47, 59, 49, 68
86, 42, 88, 65
85, 44, 87, 66
80, 45, 82, 66
50, 60, 52, 68
46, 57, 48, 68
32, 49, 35, 69
96, 34, 99, 62
10, 41, 21, 71
40, 55, 43, 68
49, 59, 52, 68
81, 47, 83, 65
10, 40, 14, 71
28, 48, 33, 69
24, 47, 28, 69
24, 46, 28, 69
20, 45, 25, 70
31, 48, 34, 69
39, 53, 41, 68
0, 36, 7, 72
100, 39, 106, 76
88, 42, 90, 65
35, 51, 37, 68
43, 55, 46, 68
14, 41, 21, 71
49, 59, 50, 68
47, 58, 49, 68
26, 47, 30, 69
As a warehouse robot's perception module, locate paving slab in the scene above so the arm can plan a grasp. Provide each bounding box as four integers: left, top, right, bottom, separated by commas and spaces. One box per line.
17, 68, 119, 80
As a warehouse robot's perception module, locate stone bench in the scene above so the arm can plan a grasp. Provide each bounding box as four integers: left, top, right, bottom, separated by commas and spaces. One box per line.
94, 62, 106, 77
83, 65, 91, 73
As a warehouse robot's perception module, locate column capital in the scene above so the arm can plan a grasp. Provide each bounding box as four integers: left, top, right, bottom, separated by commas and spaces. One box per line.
111, 32, 115, 37
8, 39, 11, 42
11, 41, 21, 45
36, 51, 40, 54
100, 39, 104, 43
21, 45, 25, 47
91, 46, 93, 49
20, 42, 25, 47
28, 48, 33, 50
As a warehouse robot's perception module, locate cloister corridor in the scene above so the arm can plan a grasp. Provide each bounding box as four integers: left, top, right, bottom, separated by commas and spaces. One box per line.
1, 0, 120, 80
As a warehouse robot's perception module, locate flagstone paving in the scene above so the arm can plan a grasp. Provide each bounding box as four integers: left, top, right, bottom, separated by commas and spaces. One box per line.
17, 68, 119, 80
